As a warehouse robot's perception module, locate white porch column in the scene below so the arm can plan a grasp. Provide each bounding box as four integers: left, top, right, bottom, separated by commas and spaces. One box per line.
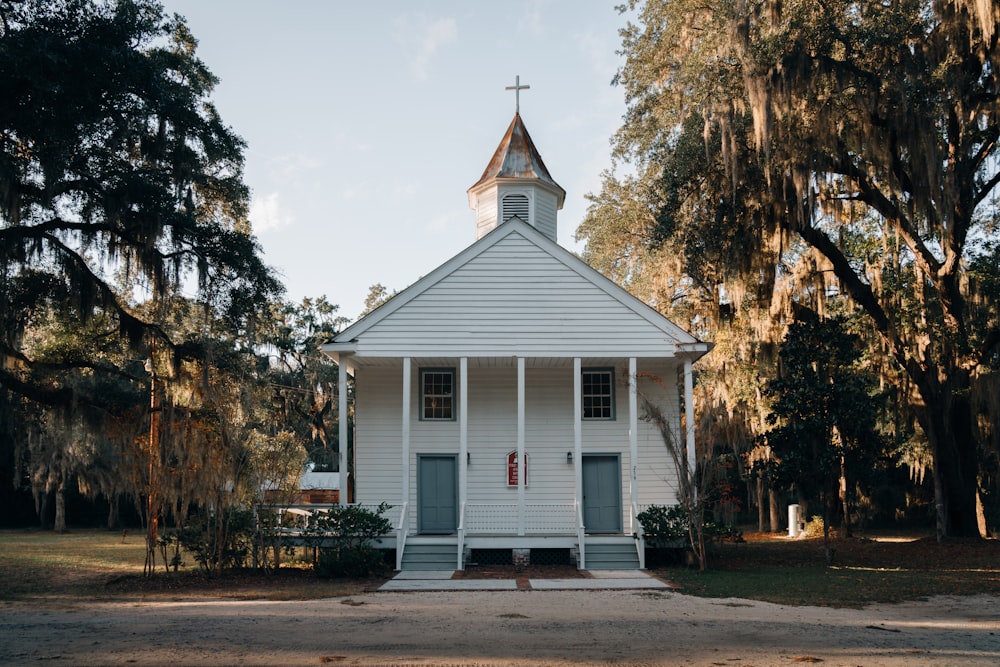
459, 357, 468, 515
684, 358, 696, 499
402, 358, 411, 513
517, 356, 526, 536
573, 358, 582, 514
629, 357, 638, 529
338, 360, 348, 506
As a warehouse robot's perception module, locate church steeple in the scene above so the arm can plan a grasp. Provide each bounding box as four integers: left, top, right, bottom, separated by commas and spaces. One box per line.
467, 78, 565, 242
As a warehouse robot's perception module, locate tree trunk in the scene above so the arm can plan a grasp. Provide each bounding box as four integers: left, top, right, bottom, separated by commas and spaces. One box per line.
756, 474, 765, 532
840, 455, 851, 538
822, 489, 835, 565
37, 492, 49, 530
976, 490, 988, 537
919, 374, 981, 539
769, 487, 781, 533
54, 486, 66, 533
797, 487, 808, 526
106, 496, 119, 531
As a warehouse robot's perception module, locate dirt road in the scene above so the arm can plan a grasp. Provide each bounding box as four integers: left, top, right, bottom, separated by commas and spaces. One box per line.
2, 590, 998, 666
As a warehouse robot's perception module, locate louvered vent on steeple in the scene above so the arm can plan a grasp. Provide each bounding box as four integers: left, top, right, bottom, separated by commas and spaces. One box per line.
502, 194, 529, 224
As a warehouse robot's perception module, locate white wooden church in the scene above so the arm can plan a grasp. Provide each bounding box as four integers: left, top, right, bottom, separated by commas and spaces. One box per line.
322, 88, 709, 570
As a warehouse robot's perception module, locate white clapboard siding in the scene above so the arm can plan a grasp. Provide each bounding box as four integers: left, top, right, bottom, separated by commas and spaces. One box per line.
474, 187, 499, 239
327, 220, 698, 362
349, 234, 683, 357
475, 185, 559, 243
532, 189, 558, 241
353, 366, 406, 506
634, 361, 685, 508
353, 361, 684, 532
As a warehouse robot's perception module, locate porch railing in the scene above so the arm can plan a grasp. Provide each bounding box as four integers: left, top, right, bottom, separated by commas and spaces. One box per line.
576, 500, 586, 569
463, 503, 577, 534
457, 501, 466, 570
395, 501, 409, 571
632, 500, 646, 569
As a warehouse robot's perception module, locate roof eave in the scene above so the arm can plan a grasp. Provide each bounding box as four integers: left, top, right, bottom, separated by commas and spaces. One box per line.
467, 175, 566, 209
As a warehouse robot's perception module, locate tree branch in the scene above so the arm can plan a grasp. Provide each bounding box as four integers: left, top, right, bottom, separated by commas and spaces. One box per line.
40, 232, 175, 351
795, 222, 926, 386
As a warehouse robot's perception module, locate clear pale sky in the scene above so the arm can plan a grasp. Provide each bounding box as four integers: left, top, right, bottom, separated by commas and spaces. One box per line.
161, 1, 631, 322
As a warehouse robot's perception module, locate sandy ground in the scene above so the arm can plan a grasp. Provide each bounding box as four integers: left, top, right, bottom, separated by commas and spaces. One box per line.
1, 590, 998, 666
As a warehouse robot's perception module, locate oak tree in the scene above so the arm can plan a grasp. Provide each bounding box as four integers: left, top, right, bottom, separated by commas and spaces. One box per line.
598, 0, 999, 537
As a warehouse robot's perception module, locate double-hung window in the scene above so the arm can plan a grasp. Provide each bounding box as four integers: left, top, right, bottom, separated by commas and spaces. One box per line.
420, 368, 455, 421
582, 368, 615, 420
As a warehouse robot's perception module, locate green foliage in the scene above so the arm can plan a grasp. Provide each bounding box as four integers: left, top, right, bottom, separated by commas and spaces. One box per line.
600, 0, 1000, 537
1, 0, 282, 408
638, 503, 742, 548
761, 316, 885, 518
244, 430, 308, 501
307, 503, 393, 578
170, 507, 256, 573
636, 504, 690, 546
360, 283, 396, 318
315, 542, 390, 579
0, 2, 369, 564
264, 297, 349, 470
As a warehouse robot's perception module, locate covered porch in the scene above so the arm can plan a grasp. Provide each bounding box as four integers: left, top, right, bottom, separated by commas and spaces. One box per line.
323, 351, 703, 571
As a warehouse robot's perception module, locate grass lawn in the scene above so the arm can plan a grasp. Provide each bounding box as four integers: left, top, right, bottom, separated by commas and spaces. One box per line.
2, 527, 997, 607
656, 531, 1000, 607
0, 528, 382, 603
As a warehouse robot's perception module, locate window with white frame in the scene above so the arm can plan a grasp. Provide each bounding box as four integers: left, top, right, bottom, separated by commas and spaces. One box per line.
420, 368, 455, 421
582, 368, 615, 420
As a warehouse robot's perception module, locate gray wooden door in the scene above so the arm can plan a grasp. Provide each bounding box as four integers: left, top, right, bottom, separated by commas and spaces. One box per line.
582, 455, 622, 533
418, 455, 457, 534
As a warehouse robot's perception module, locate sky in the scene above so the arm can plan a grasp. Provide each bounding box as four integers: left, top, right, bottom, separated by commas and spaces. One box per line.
161, 1, 633, 323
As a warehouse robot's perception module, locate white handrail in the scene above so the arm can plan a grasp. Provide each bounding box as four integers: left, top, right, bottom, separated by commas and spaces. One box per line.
457, 501, 466, 570
575, 499, 586, 570
395, 501, 409, 571
632, 501, 645, 569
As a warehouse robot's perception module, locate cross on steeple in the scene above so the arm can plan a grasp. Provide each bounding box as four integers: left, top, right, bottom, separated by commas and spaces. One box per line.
505, 75, 530, 114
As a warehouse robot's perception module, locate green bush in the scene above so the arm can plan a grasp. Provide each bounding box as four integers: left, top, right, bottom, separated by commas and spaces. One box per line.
637, 504, 742, 548
170, 507, 256, 573
307, 503, 393, 578
636, 504, 690, 547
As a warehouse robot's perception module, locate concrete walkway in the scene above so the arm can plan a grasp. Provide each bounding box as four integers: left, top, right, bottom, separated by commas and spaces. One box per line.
378, 569, 670, 592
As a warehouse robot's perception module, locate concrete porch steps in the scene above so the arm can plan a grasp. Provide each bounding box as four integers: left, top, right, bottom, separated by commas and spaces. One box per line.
584, 541, 640, 570
399, 539, 459, 570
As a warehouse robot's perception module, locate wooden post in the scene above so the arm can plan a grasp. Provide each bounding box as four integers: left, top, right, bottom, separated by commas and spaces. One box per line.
517, 357, 525, 536
338, 360, 348, 506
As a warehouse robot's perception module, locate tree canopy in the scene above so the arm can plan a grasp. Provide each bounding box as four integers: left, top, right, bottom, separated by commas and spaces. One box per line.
0, 0, 297, 553
0, 0, 282, 412
762, 316, 884, 535
580, 0, 999, 536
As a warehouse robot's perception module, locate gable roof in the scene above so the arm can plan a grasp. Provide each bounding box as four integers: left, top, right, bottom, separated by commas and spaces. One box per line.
325, 219, 707, 362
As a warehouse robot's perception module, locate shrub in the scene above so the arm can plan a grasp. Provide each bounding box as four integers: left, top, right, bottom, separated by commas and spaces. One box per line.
636, 504, 690, 547
171, 507, 256, 573
803, 514, 830, 538
307, 503, 393, 578
637, 503, 743, 549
